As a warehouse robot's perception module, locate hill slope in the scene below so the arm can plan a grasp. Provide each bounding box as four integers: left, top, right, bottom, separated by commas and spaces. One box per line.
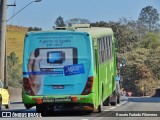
6, 25, 28, 63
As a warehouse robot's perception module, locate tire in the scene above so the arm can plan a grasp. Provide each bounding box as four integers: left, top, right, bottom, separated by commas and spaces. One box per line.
116, 80, 121, 104
110, 95, 117, 106
85, 110, 93, 114
117, 94, 120, 104
97, 101, 102, 112
36, 105, 47, 116
103, 96, 110, 106
24, 104, 32, 109
97, 93, 103, 113
5, 102, 10, 109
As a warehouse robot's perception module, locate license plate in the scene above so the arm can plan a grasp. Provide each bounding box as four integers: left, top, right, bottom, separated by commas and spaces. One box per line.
43, 97, 71, 103
54, 97, 71, 102
52, 85, 64, 89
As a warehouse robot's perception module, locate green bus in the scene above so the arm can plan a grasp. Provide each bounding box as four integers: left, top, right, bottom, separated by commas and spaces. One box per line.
22, 25, 119, 113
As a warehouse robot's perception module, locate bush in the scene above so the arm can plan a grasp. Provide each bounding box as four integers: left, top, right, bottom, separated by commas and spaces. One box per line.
7, 52, 22, 87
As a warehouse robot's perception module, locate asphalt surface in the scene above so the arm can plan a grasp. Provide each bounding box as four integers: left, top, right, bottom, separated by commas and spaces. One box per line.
1, 96, 160, 120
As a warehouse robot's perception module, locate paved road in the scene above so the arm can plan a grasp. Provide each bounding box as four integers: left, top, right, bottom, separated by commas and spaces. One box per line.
1, 96, 160, 120
1, 96, 127, 116
93, 97, 160, 120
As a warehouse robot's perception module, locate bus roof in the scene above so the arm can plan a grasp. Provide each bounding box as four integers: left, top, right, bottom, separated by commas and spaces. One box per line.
75, 27, 113, 39
27, 27, 113, 39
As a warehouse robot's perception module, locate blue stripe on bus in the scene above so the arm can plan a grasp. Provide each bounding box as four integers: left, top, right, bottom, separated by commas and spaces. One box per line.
23, 71, 63, 75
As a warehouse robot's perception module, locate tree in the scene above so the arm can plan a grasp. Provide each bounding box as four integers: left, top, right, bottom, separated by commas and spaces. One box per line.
138, 6, 160, 31
7, 52, 22, 87
91, 20, 138, 53
66, 18, 90, 27
55, 16, 66, 27
28, 27, 42, 31
141, 32, 160, 49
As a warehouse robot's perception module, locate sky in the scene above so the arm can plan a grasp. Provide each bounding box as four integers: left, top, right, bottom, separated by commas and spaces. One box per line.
6, 0, 160, 30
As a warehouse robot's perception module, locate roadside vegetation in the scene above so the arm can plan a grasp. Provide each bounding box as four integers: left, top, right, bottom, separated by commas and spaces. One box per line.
91, 6, 160, 96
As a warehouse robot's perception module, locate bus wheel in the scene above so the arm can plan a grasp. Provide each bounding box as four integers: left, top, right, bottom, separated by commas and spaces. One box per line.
5, 102, 10, 109
24, 104, 32, 109
103, 96, 110, 106
117, 94, 120, 104
111, 101, 117, 106
85, 110, 93, 114
36, 105, 47, 116
110, 91, 117, 106
97, 94, 103, 113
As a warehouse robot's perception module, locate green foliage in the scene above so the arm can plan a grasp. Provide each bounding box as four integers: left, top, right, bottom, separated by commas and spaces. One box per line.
91, 21, 106, 27
141, 32, 160, 49
7, 52, 22, 87
120, 64, 156, 96
120, 64, 153, 82
66, 18, 90, 27
28, 27, 42, 31
91, 20, 139, 53
55, 16, 66, 27
144, 46, 160, 79
121, 64, 139, 80
91, 15, 160, 96
138, 6, 160, 31
120, 64, 141, 96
